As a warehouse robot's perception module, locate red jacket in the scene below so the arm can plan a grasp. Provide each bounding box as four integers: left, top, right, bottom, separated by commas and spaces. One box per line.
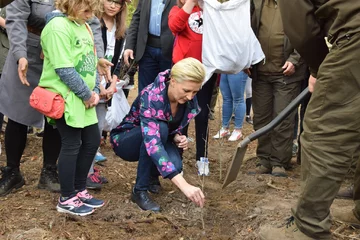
168, 6, 203, 64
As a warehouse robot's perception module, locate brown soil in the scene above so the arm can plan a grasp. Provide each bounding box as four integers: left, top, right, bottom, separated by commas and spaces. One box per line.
0, 90, 359, 240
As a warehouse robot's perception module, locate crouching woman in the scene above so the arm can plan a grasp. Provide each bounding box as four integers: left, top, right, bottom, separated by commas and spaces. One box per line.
110, 57, 205, 211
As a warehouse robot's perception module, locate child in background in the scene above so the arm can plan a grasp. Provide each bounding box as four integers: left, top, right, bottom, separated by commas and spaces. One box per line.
86, 0, 128, 190
245, 77, 253, 124
39, 0, 104, 216
213, 71, 248, 141
169, 0, 218, 166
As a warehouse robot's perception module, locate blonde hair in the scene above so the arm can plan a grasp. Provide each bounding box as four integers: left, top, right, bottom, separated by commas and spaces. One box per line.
56, 0, 102, 21
170, 58, 205, 84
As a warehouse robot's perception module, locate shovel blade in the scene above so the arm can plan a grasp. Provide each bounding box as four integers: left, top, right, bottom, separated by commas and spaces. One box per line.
222, 144, 248, 189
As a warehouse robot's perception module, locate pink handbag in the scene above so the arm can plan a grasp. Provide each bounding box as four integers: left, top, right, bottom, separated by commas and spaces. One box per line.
29, 86, 65, 119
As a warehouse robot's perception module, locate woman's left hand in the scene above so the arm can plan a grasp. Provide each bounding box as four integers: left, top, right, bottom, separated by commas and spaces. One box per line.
174, 134, 188, 150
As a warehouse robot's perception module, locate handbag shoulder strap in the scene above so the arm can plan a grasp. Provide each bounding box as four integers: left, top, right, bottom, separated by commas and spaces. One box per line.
85, 23, 97, 56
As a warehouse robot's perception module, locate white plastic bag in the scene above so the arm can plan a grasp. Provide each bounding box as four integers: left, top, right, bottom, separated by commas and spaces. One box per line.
103, 85, 130, 132
201, 0, 265, 82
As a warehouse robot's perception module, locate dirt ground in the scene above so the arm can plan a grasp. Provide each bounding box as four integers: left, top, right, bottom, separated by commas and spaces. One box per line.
0, 89, 359, 240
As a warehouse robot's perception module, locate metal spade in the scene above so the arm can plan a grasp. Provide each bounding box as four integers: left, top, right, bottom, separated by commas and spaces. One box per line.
222, 87, 310, 188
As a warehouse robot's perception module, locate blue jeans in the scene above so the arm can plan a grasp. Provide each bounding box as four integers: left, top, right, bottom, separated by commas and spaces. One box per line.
138, 46, 172, 93
112, 121, 182, 191
220, 71, 248, 129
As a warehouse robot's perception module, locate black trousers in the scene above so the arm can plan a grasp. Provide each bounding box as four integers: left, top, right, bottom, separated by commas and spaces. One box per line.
55, 117, 100, 197
0, 112, 3, 130
183, 74, 217, 160
5, 118, 61, 169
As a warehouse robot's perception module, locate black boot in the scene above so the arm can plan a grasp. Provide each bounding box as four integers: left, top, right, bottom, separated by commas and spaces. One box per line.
131, 189, 160, 212
0, 167, 25, 196
148, 177, 161, 194
38, 165, 60, 192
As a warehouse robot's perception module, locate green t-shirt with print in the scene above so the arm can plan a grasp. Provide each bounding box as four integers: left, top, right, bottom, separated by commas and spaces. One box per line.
39, 17, 98, 128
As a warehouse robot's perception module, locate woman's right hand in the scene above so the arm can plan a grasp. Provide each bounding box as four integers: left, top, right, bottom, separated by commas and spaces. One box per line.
181, 184, 205, 208
171, 174, 205, 207
18, 57, 29, 86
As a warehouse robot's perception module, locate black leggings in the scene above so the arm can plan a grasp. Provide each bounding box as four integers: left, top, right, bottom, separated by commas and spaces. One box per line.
0, 112, 3, 130
5, 118, 61, 169
55, 117, 100, 197
246, 97, 252, 116
182, 74, 217, 160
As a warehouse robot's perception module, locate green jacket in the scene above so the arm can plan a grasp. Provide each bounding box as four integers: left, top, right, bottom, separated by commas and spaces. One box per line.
251, 0, 307, 84
278, 0, 360, 77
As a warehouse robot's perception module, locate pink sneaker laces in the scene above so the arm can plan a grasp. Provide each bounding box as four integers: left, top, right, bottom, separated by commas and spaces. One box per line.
88, 173, 101, 183
60, 196, 83, 207
77, 190, 93, 200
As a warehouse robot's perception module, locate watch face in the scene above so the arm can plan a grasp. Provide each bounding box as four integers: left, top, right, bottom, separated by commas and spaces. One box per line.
188, 11, 203, 34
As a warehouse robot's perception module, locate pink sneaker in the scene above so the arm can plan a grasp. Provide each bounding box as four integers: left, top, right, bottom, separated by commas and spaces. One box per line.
77, 189, 104, 208
56, 196, 94, 216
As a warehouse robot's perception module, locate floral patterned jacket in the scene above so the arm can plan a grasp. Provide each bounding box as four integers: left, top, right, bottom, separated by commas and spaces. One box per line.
110, 70, 201, 178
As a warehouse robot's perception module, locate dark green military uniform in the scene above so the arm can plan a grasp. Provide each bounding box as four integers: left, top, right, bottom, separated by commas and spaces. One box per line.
251, 0, 307, 170
278, 0, 360, 239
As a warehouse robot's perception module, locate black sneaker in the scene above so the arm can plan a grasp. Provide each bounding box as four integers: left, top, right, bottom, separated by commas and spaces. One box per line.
131, 189, 160, 212
56, 196, 94, 216
35, 130, 44, 138
27, 126, 34, 134
38, 166, 60, 192
77, 189, 104, 208
245, 115, 253, 125
0, 167, 25, 196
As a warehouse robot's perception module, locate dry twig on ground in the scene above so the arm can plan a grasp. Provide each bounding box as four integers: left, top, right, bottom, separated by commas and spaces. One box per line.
266, 179, 286, 191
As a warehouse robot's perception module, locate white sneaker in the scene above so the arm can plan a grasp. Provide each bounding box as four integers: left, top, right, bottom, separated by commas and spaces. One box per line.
228, 130, 243, 141
213, 128, 230, 139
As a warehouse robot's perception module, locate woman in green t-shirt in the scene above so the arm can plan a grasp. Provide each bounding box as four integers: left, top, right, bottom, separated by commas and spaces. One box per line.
38, 0, 104, 216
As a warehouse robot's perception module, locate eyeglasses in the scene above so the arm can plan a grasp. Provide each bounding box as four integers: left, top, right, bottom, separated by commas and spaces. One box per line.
106, 0, 123, 8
